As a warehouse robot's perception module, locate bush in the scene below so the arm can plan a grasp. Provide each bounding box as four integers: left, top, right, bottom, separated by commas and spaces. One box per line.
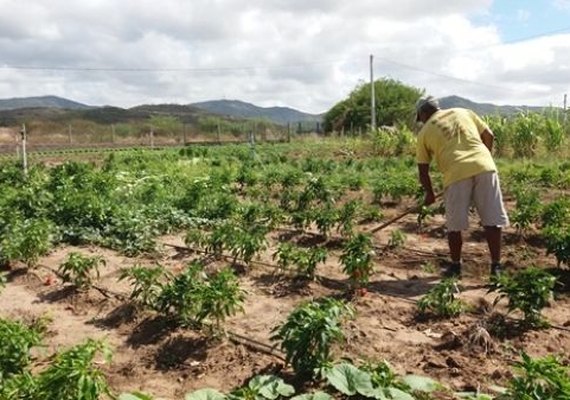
489, 267, 557, 327
270, 298, 353, 377
0, 318, 42, 378
58, 252, 105, 290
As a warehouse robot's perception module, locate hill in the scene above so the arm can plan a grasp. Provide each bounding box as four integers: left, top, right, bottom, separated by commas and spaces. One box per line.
0, 95, 92, 111
191, 100, 322, 125
439, 95, 549, 116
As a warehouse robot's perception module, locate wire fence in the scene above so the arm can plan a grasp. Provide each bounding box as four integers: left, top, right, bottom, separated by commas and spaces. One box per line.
0, 120, 323, 156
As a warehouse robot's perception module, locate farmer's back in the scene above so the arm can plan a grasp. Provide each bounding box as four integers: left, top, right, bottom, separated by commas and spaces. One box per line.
416, 108, 496, 188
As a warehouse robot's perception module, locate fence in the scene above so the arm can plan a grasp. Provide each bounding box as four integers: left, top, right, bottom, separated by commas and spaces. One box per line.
0, 121, 311, 156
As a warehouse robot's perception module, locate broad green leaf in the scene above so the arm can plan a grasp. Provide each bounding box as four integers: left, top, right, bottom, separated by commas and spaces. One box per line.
325, 363, 374, 396
185, 388, 226, 400
455, 393, 494, 400
401, 375, 441, 393
387, 388, 415, 400
249, 375, 295, 399
290, 392, 333, 400
119, 393, 155, 400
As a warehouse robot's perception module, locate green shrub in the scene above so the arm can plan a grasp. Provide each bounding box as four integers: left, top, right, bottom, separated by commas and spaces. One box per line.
489, 267, 556, 327
271, 298, 353, 377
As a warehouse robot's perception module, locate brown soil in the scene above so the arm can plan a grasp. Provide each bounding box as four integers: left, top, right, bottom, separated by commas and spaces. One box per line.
1, 209, 569, 399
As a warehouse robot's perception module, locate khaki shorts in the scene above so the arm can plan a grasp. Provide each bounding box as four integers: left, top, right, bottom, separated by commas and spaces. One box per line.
444, 171, 509, 231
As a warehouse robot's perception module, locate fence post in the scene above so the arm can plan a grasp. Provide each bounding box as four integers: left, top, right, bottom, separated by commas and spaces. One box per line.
287, 122, 291, 142
68, 124, 72, 144
183, 124, 187, 145
21, 124, 28, 176
217, 120, 221, 143
150, 127, 154, 148
111, 124, 116, 143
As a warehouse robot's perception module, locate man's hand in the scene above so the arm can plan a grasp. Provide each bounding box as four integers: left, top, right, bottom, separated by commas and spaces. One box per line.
424, 191, 436, 206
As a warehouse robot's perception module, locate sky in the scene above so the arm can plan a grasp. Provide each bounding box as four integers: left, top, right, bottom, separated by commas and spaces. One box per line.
0, 0, 569, 114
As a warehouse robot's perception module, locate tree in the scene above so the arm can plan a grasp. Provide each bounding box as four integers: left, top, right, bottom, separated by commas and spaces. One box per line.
323, 78, 423, 133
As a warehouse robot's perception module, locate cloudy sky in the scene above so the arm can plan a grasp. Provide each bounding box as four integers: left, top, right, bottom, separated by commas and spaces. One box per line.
0, 0, 569, 113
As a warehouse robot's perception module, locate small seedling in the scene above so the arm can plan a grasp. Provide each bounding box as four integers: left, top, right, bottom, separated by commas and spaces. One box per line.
387, 229, 406, 249
58, 252, 105, 290
340, 234, 375, 290
417, 278, 466, 318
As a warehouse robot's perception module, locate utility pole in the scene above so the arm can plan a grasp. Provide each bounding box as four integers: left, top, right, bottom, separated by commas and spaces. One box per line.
370, 54, 376, 131
21, 124, 28, 176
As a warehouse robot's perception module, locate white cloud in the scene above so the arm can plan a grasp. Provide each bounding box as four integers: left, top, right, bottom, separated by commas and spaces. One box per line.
553, 0, 570, 10
0, 0, 567, 113
516, 9, 531, 22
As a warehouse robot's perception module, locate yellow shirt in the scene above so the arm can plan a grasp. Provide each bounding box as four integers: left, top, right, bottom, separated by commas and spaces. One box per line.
416, 108, 496, 188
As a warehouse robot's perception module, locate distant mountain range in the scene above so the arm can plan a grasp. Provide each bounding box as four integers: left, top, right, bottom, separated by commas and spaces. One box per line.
0, 95, 93, 111
438, 95, 547, 116
190, 100, 323, 124
0, 95, 556, 126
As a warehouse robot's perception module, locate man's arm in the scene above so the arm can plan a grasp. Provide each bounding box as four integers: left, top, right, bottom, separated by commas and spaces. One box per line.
481, 128, 494, 153
418, 163, 435, 205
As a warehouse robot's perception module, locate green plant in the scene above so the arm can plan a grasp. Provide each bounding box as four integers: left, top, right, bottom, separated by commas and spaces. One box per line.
340, 233, 375, 289
0, 318, 42, 377
388, 229, 407, 249
270, 298, 354, 377
228, 375, 295, 400
272, 243, 327, 279
323, 362, 440, 399
58, 252, 105, 290
543, 226, 570, 267
512, 112, 540, 158
197, 267, 246, 330
543, 115, 565, 153
0, 217, 53, 267
336, 200, 360, 237
417, 279, 466, 318
499, 353, 570, 399
0, 272, 6, 292
489, 267, 557, 327
118, 265, 168, 307
227, 225, 269, 266
510, 187, 542, 235
34, 339, 113, 400
155, 262, 245, 330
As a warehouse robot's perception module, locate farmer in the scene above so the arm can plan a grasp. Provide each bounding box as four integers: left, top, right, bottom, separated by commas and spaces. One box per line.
415, 96, 509, 278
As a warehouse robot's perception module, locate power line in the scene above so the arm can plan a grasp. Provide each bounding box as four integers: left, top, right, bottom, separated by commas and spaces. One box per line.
1, 25, 569, 74
0, 58, 352, 73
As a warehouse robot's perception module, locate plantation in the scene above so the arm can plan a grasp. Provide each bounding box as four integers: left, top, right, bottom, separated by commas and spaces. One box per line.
0, 128, 569, 399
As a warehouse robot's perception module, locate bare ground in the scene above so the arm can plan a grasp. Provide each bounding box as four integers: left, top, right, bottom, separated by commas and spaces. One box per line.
1, 208, 569, 399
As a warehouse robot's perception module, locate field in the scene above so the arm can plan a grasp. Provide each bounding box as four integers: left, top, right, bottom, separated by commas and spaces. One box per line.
1, 135, 569, 400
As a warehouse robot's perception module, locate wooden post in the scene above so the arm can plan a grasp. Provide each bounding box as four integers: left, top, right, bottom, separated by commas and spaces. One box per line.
21, 124, 28, 176
68, 124, 72, 144
217, 120, 221, 143
370, 54, 376, 131
287, 122, 291, 142
150, 127, 154, 148
111, 124, 116, 143
183, 124, 187, 145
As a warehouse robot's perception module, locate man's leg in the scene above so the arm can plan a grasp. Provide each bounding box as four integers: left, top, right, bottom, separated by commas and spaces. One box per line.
448, 231, 463, 264
473, 172, 509, 275
444, 178, 472, 277
484, 226, 501, 264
